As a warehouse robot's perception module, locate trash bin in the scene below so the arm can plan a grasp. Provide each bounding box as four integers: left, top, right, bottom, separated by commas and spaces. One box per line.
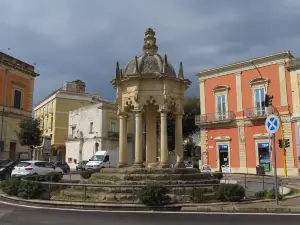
256, 165, 265, 176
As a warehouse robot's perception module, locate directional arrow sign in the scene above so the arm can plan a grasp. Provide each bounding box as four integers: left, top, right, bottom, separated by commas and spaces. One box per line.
265, 114, 280, 134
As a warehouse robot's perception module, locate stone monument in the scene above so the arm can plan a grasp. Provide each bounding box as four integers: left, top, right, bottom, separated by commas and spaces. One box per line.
55, 29, 220, 204
111, 28, 191, 168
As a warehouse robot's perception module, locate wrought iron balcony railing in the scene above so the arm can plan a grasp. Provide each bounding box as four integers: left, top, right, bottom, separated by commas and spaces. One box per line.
195, 111, 236, 125
245, 107, 266, 118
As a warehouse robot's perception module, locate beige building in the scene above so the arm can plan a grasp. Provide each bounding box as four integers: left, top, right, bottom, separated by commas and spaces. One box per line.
34, 80, 109, 161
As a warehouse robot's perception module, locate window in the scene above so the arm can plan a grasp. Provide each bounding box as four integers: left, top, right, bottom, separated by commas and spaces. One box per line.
50, 117, 53, 130
110, 120, 117, 132
13, 89, 22, 109
95, 142, 99, 152
34, 162, 46, 167
216, 94, 227, 120
254, 88, 265, 116
71, 126, 76, 136
90, 122, 94, 133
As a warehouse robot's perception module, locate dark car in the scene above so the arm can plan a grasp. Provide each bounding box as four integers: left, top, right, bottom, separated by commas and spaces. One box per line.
52, 161, 70, 174
0, 159, 17, 179
76, 160, 88, 171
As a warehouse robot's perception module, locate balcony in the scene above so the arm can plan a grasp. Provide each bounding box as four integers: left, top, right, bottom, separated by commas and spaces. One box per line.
107, 131, 133, 139
0, 105, 32, 118
195, 111, 236, 125
245, 107, 266, 119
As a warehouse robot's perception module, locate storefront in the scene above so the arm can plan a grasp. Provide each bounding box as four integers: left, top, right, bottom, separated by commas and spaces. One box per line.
218, 144, 230, 172
257, 142, 271, 172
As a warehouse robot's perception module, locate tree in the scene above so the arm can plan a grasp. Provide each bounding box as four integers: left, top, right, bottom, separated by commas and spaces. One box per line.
182, 96, 200, 138
166, 96, 200, 151
17, 118, 43, 159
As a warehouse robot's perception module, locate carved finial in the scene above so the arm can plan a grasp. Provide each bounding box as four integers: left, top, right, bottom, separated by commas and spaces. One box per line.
163, 54, 168, 73
178, 62, 184, 80
116, 61, 120, 80
143, 28, 158, 55
135, 56, 139, 73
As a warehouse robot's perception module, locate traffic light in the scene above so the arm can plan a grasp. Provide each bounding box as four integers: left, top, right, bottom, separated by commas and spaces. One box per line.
284, 139, 290, 148
265, 94, 274, 107
278, 139, 283, 148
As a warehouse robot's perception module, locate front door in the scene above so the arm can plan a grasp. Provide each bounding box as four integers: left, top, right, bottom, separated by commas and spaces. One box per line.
9, 142, 16, 160
218, 144, 229, 171
257, 142, 271, 172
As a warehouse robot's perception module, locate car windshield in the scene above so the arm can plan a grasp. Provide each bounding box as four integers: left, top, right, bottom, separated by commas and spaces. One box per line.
90, 155, 104, 161
0, 160, 12, 167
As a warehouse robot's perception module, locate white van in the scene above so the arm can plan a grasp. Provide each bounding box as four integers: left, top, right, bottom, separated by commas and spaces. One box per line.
85, 150, 118, 172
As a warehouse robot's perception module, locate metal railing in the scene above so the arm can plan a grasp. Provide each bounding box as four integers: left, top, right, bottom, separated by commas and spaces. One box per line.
245, 107, 266, 118
13, 172, 286, 203
107, 131, 133, 138
195, 111, 236, 125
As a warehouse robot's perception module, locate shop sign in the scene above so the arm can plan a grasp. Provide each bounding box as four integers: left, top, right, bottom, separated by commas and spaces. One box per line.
221, 165, 231, 173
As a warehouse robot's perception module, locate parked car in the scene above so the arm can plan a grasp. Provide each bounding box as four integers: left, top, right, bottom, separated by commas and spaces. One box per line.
52, 161, 70, 174
76, 160, 88, 171
11, 160, 64, 179
0, 159, 17, 179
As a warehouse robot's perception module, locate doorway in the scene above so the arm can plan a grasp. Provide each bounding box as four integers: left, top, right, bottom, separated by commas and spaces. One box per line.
9, 142, 16, 160
257, 142, 271, 172
218, 144, 229, 171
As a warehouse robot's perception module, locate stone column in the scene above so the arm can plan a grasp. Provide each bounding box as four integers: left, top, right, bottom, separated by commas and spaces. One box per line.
146, 107, 157, 167
174, 113, 185, 168
158, 110, 169, 168
132, 110, 144, 168
117, 113, 128, 168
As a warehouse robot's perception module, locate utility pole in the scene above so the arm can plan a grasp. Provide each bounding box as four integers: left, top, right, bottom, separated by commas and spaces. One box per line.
273, 133, 279, 205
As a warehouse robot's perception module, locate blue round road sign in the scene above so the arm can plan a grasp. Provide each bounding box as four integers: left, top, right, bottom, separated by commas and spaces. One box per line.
265, 114, 280, 134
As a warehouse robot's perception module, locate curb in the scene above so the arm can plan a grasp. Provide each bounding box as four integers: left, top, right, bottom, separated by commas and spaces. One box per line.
181, 206, 300, 213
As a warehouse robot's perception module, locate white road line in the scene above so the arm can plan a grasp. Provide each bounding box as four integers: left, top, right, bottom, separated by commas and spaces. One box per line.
0, 200, 300, 216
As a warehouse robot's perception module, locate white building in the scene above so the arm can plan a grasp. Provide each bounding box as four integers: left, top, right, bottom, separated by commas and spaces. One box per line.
65, 102, 134, 169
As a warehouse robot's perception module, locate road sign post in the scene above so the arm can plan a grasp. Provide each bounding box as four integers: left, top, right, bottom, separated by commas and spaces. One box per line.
265, 114, 280, 205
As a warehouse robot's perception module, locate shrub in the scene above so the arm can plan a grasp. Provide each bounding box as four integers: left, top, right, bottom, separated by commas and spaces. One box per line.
45, 172, 62, 182
216, 184, 245, 202
80, 171, 92, 179
0, 177, 21, 196
255, 191, 265, 199
265, 188, 283, 200
137, 183, 170, 206
17, 180, 46, 199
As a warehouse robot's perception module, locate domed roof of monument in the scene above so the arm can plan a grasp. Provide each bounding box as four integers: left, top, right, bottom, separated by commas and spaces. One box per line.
123, 28, 176, 77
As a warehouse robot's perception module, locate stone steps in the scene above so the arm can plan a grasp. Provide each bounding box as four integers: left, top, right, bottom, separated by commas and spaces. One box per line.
53, 188, 216, 203
90, 173, 211, 181
85, 179, 219, 185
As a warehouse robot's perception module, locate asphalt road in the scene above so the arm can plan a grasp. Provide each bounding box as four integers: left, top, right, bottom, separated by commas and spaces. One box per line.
0, 203, 300, 225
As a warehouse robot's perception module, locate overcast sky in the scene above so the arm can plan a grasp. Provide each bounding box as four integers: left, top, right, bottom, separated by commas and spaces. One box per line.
1, 0, 300, 105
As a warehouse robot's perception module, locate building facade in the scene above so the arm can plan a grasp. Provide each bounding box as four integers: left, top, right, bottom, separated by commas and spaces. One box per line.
34, 80, 109, 161
196, 51, 299, 176
65, 102, 134, 169
0, 52, 38, 160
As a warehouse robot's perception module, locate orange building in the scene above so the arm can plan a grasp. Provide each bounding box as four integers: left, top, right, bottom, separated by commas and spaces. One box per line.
0, 52, 39, 159
196, 51, 300, 176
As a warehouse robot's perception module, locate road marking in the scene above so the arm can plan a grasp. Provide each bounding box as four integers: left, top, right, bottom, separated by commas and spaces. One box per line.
0, 200, 300, 216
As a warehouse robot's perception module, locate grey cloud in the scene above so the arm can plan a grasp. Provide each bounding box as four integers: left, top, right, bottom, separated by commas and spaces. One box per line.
0, 0, 300, 104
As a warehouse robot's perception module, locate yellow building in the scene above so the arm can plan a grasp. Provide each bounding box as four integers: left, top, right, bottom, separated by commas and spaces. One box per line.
34, 80, 107, 161
0, 52, 39, 160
